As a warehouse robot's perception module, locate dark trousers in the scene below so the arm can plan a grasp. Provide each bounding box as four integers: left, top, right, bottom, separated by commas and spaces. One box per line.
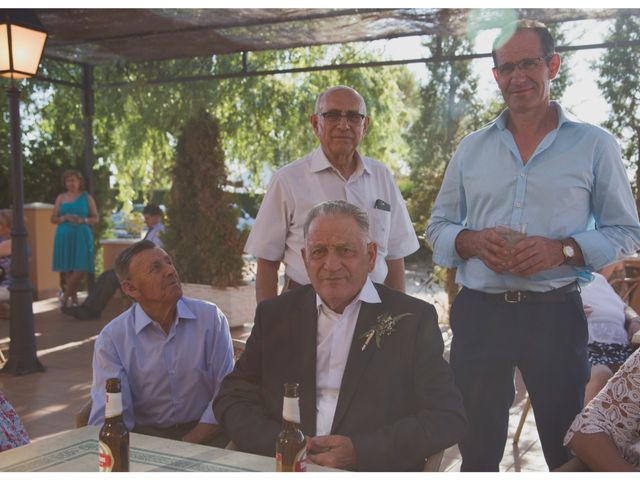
449, 287, 590, 471
83, 269, 121, 315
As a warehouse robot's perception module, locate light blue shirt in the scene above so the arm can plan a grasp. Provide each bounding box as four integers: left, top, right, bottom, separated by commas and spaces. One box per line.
427, 103, 640, 293
88, 297, 234, 430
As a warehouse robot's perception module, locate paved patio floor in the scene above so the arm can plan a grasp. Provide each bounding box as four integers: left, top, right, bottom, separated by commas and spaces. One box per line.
0, 283, 548, 472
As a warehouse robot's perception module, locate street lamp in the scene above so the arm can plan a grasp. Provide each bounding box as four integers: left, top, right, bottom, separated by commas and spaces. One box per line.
0, 9, 47, 375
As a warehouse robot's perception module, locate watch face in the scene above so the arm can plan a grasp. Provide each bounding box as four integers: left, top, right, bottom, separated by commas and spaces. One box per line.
563, 245, 575, 258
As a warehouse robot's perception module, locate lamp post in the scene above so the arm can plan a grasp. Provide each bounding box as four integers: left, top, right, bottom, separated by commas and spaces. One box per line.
0, 9, 47, 375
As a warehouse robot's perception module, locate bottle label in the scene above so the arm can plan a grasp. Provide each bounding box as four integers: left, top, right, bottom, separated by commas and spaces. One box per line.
282, 397, 300, 424
275, 448, 307, 472
294, 446, 307, 472
105, 392, 123, 419
98, 441, 114, 472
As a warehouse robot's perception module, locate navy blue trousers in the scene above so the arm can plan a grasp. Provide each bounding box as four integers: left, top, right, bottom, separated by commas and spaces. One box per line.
450, 287, 590, 471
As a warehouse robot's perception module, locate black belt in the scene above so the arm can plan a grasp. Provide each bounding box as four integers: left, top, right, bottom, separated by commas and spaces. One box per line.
482, 282, 579, 304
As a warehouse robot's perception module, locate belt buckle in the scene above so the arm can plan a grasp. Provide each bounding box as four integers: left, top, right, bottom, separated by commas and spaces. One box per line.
504, 291, 522, 303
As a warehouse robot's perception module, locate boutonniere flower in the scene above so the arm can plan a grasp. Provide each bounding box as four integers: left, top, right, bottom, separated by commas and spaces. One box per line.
360, 312, 412, 351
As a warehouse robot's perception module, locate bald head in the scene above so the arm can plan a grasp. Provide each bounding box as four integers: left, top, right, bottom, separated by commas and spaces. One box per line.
314, 86, 367, 116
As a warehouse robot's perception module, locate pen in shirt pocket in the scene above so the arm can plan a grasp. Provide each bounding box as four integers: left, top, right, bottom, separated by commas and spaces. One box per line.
374, 199, 391, 212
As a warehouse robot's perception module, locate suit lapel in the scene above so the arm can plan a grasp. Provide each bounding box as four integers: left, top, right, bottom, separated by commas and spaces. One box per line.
290, 287, 318, 436
330, 299, 384, 433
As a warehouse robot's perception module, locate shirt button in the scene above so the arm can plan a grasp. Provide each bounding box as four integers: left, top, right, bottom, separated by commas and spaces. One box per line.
520, 172, 525, 178
515, 203, 522, 208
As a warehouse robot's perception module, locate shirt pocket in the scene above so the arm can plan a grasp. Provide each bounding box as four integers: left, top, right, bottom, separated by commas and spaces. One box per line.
369, 207, 391, 252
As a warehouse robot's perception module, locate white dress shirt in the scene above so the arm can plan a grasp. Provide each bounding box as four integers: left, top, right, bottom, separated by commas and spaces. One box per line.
315, 278, 381, 435
245, 147, 419, 285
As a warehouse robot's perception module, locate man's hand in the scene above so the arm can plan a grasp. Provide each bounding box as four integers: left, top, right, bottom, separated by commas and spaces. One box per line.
455, 228, 509, 273
627, 319, 640, 342
583, 304, 593, 317
507, 236, 564, 276
181, 423, 222, 445
306, 435, 357, 469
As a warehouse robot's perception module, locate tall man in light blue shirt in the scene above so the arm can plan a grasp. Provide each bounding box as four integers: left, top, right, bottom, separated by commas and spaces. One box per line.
427, 20, 640, 471
88, 240, 234, 446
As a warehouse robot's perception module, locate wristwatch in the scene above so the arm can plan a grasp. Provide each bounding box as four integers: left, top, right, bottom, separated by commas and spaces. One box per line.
561, 239, 575, 265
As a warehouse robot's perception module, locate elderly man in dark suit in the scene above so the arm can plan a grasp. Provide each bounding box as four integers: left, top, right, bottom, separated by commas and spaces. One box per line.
214, 200, 466, 471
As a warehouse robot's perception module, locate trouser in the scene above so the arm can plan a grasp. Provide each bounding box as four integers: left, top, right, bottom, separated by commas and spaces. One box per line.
449, 287, 590, 471
82, 269, 121, 315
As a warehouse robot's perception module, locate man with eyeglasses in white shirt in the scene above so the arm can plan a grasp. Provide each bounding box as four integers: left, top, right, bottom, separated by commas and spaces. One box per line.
427, 19, 640, 471
245, 86, 418, 304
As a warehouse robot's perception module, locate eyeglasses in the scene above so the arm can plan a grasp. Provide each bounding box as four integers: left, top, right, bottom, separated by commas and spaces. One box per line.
317, 110, 365, 125
493, 55, 552, 78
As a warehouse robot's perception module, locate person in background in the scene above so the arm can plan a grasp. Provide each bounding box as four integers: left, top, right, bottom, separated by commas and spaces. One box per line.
141, 203, 165, 248
0, 210, 13, 303
62, 203, 165, 320
0, 390, 29, 452
245, 85, 418, 303
51, 169, 99, 307
564, 347, 640, 471
580, 263, 640, 404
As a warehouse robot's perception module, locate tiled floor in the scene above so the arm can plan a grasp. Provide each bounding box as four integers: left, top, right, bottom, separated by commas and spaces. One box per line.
0, 289, 548, 472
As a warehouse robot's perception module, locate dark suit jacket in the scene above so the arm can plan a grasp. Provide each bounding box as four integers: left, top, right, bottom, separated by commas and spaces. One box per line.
213, 283, 466, 471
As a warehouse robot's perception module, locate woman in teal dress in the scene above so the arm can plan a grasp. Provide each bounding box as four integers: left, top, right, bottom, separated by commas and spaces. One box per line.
51, 169, 99, 307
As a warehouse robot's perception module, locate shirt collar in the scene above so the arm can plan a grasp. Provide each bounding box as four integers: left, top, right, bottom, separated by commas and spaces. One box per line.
309, 147, 370, 177
494, 101, 577, 132
315, 277, 381, 315
133, 297, 196, 334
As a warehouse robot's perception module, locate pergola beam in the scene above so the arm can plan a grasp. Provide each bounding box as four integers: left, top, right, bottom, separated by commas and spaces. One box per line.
93, 38, 640, 90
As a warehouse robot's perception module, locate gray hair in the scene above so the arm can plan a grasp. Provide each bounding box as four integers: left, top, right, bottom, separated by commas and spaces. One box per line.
314, 86, 367, 116
491, 19, 555, 66
303, 200, 369, 242
114, 239, 157, 282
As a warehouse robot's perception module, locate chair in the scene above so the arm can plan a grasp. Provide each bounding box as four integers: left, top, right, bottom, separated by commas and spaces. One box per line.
232, 338, 247, 362
513, 395, 532, 445
608, 258, 640, 312
75, 399, 92, 428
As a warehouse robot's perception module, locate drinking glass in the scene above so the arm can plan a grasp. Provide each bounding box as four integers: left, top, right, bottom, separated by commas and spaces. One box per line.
495, 222, 527, 260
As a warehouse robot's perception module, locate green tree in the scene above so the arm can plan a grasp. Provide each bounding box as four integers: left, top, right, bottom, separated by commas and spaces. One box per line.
162, 109, 245, 287
89, 44, 415, 207
595, 16, 640, 205
407, 36, 483, 236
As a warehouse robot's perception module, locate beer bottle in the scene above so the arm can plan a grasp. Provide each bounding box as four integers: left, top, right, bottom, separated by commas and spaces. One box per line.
98, 378, 130, 472
276, 383, 307, 472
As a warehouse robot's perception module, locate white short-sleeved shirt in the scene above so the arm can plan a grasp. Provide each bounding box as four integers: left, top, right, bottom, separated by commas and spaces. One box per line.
244, 147, 419, 285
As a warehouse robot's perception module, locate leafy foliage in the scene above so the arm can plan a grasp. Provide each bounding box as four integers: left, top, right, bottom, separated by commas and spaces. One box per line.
91, 44, 415, 207
595, 16, 640, 202
405, 36, 484, 237
162, 110, 245, 287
